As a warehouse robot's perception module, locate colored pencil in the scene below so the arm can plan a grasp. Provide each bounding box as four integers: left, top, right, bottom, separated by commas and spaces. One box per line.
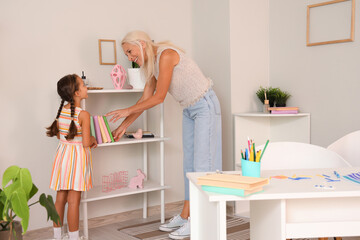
259, 140, 269, 162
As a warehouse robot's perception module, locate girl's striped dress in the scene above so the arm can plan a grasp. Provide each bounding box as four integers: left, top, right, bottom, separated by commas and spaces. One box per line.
50, 106, 93, 191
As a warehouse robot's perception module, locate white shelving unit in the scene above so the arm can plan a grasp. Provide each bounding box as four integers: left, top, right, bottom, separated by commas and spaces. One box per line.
233, 112, 311, 166
80, 89, 170, 238
233, 112, 310, 216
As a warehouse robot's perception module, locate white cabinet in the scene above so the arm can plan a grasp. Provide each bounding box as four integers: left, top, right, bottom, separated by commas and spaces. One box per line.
233, 112, 310, 216
81, 89, 170, 238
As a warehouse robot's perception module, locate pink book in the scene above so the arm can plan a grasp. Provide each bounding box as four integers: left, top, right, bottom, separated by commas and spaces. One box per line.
99, 115, 111, 143
93, 115, 103, 144
271, 110, 298, 114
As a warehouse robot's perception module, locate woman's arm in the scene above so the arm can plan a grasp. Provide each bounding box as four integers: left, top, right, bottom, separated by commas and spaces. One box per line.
107, 49, 179, 122
109, 77, 156, 141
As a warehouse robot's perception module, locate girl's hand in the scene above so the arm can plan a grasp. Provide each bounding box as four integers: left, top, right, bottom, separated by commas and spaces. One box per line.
112, 125, 127, 142
106, 108, 131, 123
90, 136, 97, 148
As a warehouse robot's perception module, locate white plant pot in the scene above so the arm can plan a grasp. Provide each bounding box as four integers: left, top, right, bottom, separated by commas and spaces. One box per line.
127, 68, 146, 89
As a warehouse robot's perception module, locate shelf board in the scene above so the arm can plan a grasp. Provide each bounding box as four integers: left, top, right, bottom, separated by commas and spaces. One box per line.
88, 89, 144, 94
81, 180, 170, 203
233, 112, 310, 117
97, 137, 170, 147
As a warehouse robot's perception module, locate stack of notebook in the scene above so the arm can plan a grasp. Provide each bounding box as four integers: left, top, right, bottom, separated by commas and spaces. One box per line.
197, 173, 269, 197
268, 107, 299, 114
90, 116, 114, 144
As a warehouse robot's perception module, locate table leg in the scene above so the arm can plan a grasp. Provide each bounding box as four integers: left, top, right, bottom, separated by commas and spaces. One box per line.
190, 181, 227, 240
250, 199, 286, 240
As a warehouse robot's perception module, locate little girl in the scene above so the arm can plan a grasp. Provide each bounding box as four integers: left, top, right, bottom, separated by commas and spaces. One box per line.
46, 74, 97, 240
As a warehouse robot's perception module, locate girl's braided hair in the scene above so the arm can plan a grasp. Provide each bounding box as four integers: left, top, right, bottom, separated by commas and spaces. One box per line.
46, 74, 79, 140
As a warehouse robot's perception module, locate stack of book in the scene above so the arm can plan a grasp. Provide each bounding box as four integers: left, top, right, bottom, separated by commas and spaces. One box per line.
268, 107, 299, 114
90, 116, 114, 144
197, 173, 269, 197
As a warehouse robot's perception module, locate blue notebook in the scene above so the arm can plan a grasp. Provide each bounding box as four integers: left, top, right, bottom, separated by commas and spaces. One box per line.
201, 185, 263, 197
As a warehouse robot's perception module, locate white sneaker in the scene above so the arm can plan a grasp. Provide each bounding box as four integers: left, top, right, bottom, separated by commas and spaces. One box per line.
168, 217, 190, 239
159, 215, 188, 232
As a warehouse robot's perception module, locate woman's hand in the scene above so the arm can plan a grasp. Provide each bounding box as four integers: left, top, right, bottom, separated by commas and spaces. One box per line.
106, 108, 131, 123
112, 125, 127, 141
90, 136, 97, 149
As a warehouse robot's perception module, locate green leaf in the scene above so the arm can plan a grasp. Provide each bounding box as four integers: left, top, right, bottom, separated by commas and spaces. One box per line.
2, 197, 10, 221
39, 194, 61, 226
19, 168, 32, 198
28, 184, 38, 201
0, 189, 6, 204
2, 166, 20, 188
10, 189, 29, 234
0, 190, 4, 221
0, 201, 4, 222
4, 181, 20, 199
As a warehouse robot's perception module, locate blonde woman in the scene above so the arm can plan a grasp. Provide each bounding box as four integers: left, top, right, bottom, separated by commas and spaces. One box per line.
106, 30, 222, 240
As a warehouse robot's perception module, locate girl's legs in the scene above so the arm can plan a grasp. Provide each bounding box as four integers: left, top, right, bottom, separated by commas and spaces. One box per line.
67, 190, 82, 232
53, 190, 68, 239
54, 190, 68, 227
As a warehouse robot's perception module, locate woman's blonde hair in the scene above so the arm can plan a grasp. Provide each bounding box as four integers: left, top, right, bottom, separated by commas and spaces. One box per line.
121, 30, 184, 81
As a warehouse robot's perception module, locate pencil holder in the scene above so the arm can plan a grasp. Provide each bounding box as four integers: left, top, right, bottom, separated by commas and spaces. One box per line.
241, 159, 261, 177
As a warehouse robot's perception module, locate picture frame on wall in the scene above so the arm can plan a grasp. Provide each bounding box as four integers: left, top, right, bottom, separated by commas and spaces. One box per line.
306, 0, 355, 46
98, 39, 117, 65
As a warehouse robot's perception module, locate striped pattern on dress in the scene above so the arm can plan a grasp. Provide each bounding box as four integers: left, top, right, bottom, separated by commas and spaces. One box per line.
50, 107, 93, 191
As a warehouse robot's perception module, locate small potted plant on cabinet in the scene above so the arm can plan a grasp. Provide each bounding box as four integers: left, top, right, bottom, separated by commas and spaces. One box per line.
127, 61, 146, 89
256, 86, 280, 107
0, 165, 60, 240
275, 90, 291, 107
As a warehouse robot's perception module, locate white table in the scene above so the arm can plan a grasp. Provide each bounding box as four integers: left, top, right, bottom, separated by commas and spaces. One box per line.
187, 168, 360, 240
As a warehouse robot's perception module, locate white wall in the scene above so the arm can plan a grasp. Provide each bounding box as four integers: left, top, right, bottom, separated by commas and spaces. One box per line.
230, 0, 270, 151
192, 0, 232, 171
269, 0, 360, 147
0, 0, 190, 231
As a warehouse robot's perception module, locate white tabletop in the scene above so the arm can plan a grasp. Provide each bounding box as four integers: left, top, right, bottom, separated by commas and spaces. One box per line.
187, 167, 360, 202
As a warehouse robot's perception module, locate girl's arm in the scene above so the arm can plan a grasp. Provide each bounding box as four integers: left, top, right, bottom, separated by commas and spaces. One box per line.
107, 49, 179, 122
78, 110, 97, 148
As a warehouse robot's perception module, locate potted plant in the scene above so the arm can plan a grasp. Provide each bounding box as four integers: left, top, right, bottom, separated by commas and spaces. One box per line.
127, 61, 146, 89
0, 165, 60, 240
275, 90, 291, 107
256, 86, 280, 107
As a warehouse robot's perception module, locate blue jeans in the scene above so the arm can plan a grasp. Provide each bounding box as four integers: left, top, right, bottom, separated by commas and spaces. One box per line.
183, 89, 222, 200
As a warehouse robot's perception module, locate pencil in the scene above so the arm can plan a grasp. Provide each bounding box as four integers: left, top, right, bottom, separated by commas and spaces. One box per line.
256, 150, 261, 162
259, 140, 269, 162
252, 143, 256, 162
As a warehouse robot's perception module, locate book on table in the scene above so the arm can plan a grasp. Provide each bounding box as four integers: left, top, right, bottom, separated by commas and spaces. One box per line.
201, 185, 264, 197
268, 107, 299, 114
271, 110, 298, 114
197, 174, 269, 190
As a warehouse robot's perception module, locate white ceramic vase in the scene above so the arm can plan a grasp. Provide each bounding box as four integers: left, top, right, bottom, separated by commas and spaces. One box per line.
127, 68, 146, 89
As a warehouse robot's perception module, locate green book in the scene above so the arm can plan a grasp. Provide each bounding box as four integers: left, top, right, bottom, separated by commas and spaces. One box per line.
103, 116, 114, 142
201, 185, 263, 197
90, 116, 96, 138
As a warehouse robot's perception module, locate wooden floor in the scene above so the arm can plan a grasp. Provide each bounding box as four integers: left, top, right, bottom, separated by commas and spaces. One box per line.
24, 201, 360, 240
24, 201, 184, 240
